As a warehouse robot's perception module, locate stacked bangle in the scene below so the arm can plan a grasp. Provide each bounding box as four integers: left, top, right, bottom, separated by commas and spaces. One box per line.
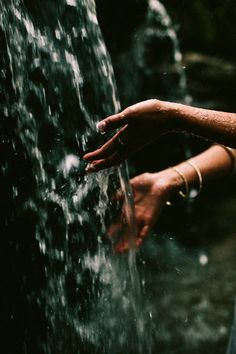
186, 160, 203, 198
166, 161, 203, 206
166, 166, 189, 206
166, 145, 236, 207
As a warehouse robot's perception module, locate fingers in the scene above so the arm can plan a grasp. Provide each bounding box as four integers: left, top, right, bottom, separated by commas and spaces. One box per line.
139, 224, 150, 239
114, 236, 143, 253
114, 224, 150, 253
110, 188, 124, 203
107, 214, 149, 253
97, 111, 129, 133
85, 153, 123, 173
84, 99, 157, 166
83, 126, 128, 162
84, 130, 131, 172
96, 99, 156, 133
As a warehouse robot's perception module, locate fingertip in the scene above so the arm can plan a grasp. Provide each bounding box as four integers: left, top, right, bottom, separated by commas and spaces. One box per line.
114, 243, 129, 254
96, 121, 106, 133
85, 158, 111, 173
135, 239, 143, 248
97, 112, 128, 132
85, 163, 96, 174
139, 225, 150, 240
83, 154, 90, 161
114, 238, 130, 253
83, 150, 100, 162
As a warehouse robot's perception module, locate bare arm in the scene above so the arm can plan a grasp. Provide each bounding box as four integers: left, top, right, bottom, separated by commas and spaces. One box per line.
116, 144, 236, 252
174, 103, 236, 148
83, 99, 236, 172
168, 144, 236, 190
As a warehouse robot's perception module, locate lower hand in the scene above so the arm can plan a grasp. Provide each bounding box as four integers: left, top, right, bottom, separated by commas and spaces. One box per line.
111, 171, 176, 253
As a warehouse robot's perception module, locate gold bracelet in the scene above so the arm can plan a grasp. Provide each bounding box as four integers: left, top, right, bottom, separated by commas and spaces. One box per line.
186, 160, 203, 198
219, 145, 236, 176
166, 167, 189, 206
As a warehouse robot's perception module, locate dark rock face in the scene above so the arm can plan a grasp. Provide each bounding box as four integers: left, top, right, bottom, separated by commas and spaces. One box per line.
0, 1, 133, 353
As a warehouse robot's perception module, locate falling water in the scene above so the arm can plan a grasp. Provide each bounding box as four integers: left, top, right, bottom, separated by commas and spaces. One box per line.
0, 0, 151, 353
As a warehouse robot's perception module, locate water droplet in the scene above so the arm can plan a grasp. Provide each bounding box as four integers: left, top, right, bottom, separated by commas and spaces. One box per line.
199, 254, 208, 266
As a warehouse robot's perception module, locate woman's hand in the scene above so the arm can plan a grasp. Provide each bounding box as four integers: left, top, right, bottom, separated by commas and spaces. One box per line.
83, 100, 236, 173
113, 170, 179, 253
83, 99, 178, 172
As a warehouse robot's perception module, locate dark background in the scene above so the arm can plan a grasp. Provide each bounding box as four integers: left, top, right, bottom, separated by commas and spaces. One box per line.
96, 0, 236, 112
95, 3, 236, 353
96, 0, 236, 60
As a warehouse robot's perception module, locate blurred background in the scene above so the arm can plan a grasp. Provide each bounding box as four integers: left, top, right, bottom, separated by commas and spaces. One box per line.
95, 1, 236, 353
96, 0, 236, 111
1, 1, 236, 353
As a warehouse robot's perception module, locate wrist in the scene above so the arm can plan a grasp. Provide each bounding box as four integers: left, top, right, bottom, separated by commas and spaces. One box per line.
155, 100, 186, 132
152, 168, 184, 198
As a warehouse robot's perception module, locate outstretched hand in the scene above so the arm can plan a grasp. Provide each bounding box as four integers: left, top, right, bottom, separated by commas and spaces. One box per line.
83, 99, 177, 172
112, 171, 173, 253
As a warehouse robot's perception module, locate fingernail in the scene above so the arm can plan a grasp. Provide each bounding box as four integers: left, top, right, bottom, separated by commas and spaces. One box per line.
97, 121, 106, 133
85, 163, 96, 173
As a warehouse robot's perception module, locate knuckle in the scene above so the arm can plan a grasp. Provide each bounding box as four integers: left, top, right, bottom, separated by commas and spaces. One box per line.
125, 108, 133, 116
105, 117, 112, 126
143, 172, 151, 178
123, 106, 136, 116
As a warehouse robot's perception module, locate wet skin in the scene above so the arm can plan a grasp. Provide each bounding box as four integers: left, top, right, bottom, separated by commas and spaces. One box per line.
83, 99, 236, 172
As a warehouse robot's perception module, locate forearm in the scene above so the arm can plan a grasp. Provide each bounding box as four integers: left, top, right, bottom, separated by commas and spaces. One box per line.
157, 145, 236, 198
84, 99, 236, 173
161, 101, 236, 148
175, 144, 236, 188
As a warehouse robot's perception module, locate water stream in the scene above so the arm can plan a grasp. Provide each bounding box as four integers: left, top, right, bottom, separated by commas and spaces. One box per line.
0, 1, 151, 353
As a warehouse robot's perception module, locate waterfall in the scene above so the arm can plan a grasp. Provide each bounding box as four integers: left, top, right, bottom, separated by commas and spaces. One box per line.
0, 1, 150, 353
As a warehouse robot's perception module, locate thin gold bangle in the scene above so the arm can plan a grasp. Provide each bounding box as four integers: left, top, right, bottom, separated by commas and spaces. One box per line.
219, 145, 236, 175
186, 160, 203, 197
166, 167, 189, 206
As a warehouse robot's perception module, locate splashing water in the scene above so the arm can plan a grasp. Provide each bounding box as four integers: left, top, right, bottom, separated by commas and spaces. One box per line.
0, 0, 152, 353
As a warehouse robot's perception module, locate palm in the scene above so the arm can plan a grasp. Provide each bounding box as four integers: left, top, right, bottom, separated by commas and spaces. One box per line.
114, 173, 169, 252
83, 100, 173, 172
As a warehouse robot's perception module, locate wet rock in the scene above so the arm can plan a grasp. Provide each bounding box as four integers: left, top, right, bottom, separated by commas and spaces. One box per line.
97, 0, 186, 107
